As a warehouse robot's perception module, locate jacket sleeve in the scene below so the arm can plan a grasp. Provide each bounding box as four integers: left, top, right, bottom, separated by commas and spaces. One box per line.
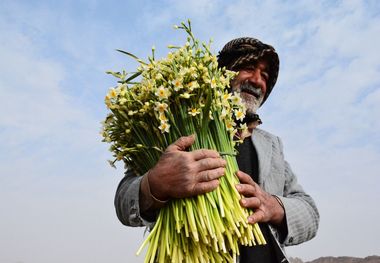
275, 136, 320, 246
114, 169, 156, 228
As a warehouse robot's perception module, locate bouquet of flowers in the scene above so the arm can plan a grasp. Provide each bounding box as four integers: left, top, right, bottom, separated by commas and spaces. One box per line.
102, 20, 265, 263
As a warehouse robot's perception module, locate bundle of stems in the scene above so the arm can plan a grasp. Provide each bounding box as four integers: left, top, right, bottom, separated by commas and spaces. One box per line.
102, 20, 266, 263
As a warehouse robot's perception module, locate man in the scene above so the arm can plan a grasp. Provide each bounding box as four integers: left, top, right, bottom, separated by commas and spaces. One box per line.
115, 37, 319, 262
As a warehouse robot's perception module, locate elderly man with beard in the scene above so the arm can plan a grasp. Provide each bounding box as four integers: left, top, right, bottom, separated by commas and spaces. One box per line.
114, 37, 320, 262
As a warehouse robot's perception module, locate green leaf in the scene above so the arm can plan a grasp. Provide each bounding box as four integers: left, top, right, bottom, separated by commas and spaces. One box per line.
125, 71, 142, 83
105, 71, 122, 79
116, 49, 139, 59
116, 49, 147, 65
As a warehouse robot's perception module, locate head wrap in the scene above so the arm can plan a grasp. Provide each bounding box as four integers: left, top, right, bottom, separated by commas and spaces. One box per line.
217, 37, 279, 105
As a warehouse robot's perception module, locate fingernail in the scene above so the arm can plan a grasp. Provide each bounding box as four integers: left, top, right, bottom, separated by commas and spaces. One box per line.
235, 184, 241, 190
241, 198, 246, 205
248, 217, 254, 223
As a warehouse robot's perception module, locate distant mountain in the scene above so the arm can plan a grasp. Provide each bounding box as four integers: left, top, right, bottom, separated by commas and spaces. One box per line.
289, 257, 304, 263
289, 256, 380, 263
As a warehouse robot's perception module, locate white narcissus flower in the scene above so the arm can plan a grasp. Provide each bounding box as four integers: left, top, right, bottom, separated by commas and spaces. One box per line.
219, 75, 226, 86
158, 113, 168, 122
220, 96, 231, 111
222, 93, 231, 103
142, 102, 151, 112
179, 68, 188, 77
171, 78, 183, 91
154, 102, 168, 112
119, 88, 126, 96
234, 109, 245, 121
158, 122, 170, 133
145, 79, 154, 91
230, 93, 242, 105
225, 120, 236, 131
187, 81, 198, 91
210, 78, 217, 89
119, 98, 127, 105
188, 107, 201, 116
220, 108, 228, 119
115, 84, 122, 93
189, 66, 198, 79
155, 85, 171, 100
137, 64, 149, 72
108, 88, 117, 98
202, 70, 211, 83
155, 73, 163, 80
204, 53, 210, 62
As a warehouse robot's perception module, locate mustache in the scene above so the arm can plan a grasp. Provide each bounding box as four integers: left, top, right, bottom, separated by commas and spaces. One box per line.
239, 82, 263, 99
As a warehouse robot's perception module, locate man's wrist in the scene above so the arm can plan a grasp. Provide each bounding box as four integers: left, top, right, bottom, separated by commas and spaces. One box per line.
271, 195, 288, 243
139, 172, 168, 212
145, 171, 169, 205
270, 194, 286, 226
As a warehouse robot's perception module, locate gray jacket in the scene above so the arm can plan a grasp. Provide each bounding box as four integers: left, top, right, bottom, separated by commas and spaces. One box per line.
114, 128, 319, 248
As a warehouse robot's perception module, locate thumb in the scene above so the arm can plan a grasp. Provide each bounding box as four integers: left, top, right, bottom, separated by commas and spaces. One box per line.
167, 134, 196, 152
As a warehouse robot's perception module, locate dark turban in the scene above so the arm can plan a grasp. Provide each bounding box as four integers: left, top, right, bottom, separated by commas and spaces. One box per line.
217, 37, 279, 105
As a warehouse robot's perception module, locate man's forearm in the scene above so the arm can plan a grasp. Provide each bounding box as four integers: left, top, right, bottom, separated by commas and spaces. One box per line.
139, 173, 167, 221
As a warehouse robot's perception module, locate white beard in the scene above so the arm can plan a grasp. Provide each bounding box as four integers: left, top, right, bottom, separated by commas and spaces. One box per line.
232, 81, 264, 116
240, 91, 264, 116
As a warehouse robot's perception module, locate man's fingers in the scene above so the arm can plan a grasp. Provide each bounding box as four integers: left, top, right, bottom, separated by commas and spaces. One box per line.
240, 196, 261, 209
236, 183, 257, 197
192, 180, 220, 195
236, 170, 255, 185
192, 149, 221, 160
248, 210, 264, 224
196, 157, 226, 171
167, 135, 195, 152
198, 167, 225, 182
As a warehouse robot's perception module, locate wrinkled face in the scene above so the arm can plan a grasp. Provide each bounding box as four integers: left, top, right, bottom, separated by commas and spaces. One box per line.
231, 59, 269, 117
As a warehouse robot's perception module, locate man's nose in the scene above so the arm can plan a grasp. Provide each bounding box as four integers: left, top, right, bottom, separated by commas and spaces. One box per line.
245, 69, 267, 95
246, 69, 261, 84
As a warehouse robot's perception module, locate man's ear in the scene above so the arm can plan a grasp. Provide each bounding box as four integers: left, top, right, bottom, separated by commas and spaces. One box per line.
229, 77, 238, 90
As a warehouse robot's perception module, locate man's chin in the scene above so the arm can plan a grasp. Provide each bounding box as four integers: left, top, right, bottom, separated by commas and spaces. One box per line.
243, 102, 260, 115
241, 97, 263, 114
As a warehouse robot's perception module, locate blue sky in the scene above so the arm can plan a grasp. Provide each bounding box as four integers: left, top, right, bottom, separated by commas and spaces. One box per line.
1, 0, 380, 262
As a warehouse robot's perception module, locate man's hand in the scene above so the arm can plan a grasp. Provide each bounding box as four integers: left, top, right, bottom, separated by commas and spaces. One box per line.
147, 135, 226, 201
235, 171, 285, 226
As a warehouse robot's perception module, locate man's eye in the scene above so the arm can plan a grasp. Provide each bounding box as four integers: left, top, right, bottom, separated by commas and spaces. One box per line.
262, 72, 269, 81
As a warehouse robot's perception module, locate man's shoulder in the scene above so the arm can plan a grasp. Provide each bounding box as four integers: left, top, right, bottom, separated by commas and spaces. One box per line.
254, 127, 280, 141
